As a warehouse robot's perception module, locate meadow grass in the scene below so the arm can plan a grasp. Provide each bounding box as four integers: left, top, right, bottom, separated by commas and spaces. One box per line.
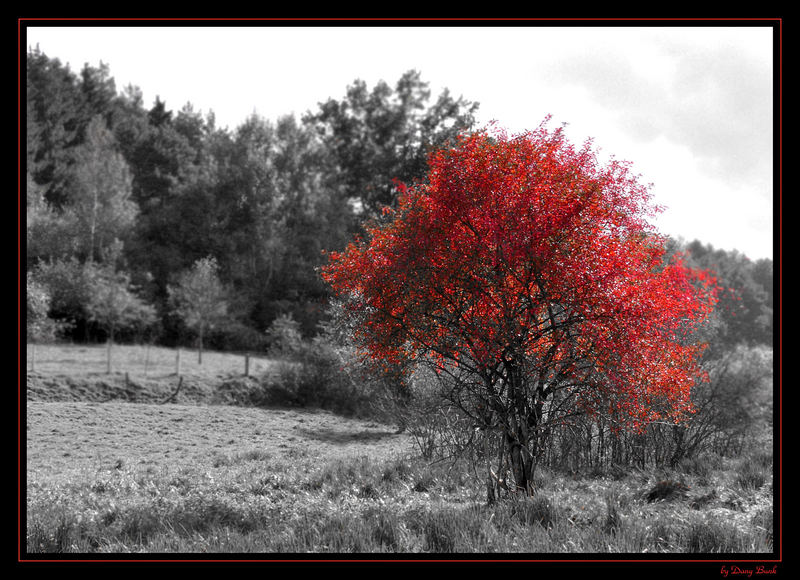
24, 344, 775, 556
25, 401, 774, 556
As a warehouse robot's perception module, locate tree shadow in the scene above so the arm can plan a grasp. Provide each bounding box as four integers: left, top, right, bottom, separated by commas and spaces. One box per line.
297, 427, 397, 445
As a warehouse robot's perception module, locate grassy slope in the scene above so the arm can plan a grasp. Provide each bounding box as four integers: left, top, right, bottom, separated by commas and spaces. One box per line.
27, 343, 277, 379
24, 344, 776, 556
26, 343, 280, 405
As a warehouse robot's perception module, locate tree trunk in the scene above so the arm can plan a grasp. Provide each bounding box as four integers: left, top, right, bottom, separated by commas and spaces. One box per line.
106, 328, 114, 374
89, 184, 98, 263
507, 433, 536, 495
505, 403, 537, 495
505, 367, 538, 496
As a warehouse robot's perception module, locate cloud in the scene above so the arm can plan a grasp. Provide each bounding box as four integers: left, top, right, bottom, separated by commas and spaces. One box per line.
661, 41, 772, 183
543, 31, 773, 192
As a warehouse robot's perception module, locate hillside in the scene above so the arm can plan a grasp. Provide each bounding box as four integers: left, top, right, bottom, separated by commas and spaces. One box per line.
26, 343, 279, 406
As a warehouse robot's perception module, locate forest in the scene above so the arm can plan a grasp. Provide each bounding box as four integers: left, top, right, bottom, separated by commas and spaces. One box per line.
25, 47, 478, 349
25, 47, 773, 358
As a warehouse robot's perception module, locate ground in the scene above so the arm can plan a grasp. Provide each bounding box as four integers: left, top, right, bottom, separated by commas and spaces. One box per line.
23, 343, 776, 557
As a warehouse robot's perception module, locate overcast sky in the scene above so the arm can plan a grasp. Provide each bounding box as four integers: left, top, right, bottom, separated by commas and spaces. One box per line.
24, 23, 777, 261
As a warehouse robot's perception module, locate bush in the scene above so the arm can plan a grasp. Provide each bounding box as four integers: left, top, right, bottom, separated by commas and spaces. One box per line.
30, 258, 95, 340
265, 314, 304, 358
258, 335, 371, 416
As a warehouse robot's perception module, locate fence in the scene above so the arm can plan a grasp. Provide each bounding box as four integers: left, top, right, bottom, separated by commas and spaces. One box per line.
26, 342, 275, 379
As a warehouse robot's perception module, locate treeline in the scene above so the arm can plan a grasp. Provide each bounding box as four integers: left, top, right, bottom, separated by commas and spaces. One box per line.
667, 238, 774, 350
25, 47, 774, 357
25, 47, 479, 349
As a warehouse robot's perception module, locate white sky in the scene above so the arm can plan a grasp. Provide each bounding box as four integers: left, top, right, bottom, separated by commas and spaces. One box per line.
24, 24, 777, 261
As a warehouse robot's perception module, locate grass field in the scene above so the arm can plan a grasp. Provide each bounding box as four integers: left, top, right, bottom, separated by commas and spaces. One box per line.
26, 342, 275, 379
23, 344, 776, 557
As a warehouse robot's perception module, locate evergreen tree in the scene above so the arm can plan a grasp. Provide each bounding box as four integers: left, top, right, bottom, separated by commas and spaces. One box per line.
304, 69, 479, 219
26, 47, 86, 207
79, 61, 118, 129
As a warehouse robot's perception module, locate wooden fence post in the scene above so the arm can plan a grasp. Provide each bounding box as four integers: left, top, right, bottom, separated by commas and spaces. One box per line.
106, 340, 112, 374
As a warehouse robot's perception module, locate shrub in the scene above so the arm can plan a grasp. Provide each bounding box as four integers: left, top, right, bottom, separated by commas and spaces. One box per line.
265, 313, 304, 358
31, 258, 100, 341
258, 334, 372, 416
26, 272, 57, 342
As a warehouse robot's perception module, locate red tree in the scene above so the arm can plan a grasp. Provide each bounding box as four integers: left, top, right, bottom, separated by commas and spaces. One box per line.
322, 121, 718, 495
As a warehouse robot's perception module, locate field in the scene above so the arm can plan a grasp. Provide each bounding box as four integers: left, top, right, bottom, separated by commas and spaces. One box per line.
24, 344, 776, 557
27, 342, 275, 380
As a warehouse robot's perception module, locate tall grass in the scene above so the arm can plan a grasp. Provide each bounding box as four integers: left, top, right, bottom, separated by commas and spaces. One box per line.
26, 448, 774, 555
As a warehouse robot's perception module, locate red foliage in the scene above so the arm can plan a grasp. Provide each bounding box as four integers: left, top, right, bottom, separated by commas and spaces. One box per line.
322, 121, 718, 432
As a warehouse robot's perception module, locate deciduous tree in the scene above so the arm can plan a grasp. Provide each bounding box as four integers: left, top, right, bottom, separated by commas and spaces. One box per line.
85, 262, 157, 373
61, 116, 138, 262
168, 256, 228, 363
323, 122, 718, 496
